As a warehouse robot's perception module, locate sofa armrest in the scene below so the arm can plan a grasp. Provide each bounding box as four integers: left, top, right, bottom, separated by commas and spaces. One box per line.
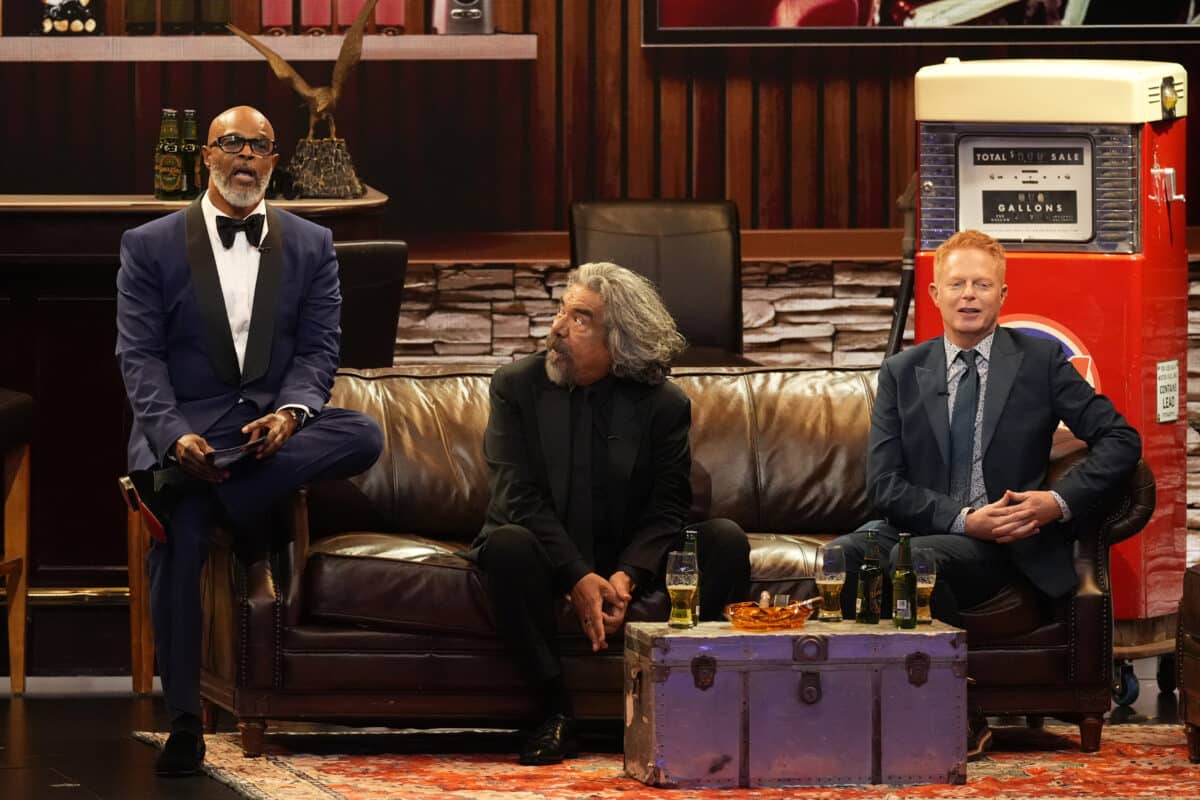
283, 487, 310, 628
1059, 457, 1155, 685
203, 527, 282, 690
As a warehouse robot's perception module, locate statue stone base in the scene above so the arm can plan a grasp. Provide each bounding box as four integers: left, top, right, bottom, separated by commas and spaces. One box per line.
287, 138, 366, 199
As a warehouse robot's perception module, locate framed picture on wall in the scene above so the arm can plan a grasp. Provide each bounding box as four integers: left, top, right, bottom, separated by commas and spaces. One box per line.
641, 0, 1200, 46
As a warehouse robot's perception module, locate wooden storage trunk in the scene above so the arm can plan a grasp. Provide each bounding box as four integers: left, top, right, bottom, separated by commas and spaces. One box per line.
623, 621, 968, 789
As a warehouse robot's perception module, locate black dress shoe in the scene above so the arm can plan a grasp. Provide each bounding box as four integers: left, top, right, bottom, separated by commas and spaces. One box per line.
519, 713, 579, 766
119, 467, 186, 543
155, 731, 206, 777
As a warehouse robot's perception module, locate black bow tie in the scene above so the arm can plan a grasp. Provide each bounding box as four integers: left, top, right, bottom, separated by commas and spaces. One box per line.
215, 214, 265, 249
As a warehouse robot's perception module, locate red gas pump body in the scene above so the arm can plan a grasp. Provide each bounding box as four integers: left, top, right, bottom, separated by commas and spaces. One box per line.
915, 118, 1188, 620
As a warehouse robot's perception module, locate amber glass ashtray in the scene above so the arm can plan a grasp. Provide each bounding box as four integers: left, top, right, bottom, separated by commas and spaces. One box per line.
724, 600, 818, 631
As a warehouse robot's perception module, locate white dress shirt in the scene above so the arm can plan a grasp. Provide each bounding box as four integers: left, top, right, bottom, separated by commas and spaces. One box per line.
200, 194, 308, 423
200, 193, 267, 372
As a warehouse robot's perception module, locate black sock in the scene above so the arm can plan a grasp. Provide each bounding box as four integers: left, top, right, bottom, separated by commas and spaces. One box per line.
543, 675, 573, 718
170, 711, 203, 737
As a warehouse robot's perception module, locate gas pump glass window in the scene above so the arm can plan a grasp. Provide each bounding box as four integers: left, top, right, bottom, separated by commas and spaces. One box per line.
957, 135, 1094, 244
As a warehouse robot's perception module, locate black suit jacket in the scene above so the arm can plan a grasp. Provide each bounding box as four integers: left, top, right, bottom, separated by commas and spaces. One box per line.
868, 327, 1141, 597
474, 352, 692, 591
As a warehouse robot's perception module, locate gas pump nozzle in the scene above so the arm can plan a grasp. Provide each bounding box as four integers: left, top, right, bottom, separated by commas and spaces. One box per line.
885, 172, 919, 358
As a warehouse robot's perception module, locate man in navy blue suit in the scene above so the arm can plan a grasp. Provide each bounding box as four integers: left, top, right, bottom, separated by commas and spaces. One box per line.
829, 229, 1140, 758
116, 106, 382, 777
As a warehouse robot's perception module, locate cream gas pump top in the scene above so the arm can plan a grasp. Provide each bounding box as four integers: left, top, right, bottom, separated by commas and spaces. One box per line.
916, 59, 1187, 124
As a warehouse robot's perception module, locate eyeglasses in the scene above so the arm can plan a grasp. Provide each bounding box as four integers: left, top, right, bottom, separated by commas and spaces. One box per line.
209, 134, 276, 156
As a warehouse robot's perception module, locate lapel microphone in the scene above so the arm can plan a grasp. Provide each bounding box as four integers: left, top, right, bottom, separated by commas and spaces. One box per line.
257, 243, 272, 254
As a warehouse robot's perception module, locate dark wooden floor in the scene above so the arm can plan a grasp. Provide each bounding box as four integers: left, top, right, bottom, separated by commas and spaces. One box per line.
0, 657, 1184, 800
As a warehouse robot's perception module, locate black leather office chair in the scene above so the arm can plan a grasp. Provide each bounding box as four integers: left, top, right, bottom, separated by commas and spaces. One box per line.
570, 200, 754, 366
333, 240, 408, 369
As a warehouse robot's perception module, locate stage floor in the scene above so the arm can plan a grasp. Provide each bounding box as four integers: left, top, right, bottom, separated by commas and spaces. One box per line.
0, 657, 1183, 800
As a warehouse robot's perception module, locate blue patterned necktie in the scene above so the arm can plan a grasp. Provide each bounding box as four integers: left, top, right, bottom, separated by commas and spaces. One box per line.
949, 349, 978, 506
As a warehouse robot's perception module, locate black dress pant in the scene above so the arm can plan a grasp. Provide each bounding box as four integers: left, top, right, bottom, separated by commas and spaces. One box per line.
475, 518, 751, 688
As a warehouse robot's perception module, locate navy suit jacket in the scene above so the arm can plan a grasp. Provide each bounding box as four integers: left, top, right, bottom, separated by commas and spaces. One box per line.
116, 200, 340, 471
867, 326, 1141, 597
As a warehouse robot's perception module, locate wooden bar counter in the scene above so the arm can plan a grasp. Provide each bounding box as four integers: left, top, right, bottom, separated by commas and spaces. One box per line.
0, 190, 386, 677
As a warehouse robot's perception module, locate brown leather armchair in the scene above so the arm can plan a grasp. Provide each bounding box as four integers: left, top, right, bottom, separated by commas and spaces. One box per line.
198, 365, 1154, 756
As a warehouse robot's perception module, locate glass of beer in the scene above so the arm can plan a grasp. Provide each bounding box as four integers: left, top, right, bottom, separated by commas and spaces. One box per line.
815, 544, 846, 622
666, 550, 699, 629
913, 547, 937, 624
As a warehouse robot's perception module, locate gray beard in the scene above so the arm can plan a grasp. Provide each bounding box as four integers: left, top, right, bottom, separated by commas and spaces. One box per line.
210, 166, 272, 210
544, 343, 574, 387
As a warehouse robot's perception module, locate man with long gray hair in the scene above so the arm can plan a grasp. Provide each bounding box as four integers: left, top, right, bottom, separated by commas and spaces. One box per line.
469, 262, 751, 765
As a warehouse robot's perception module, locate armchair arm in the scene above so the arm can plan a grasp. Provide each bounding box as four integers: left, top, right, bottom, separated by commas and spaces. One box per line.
1056, 457, 1155, 686
283, 487, 310, 628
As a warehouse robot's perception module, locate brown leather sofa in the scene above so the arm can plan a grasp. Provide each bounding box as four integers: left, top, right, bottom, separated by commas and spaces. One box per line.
198, 364, 1155, 756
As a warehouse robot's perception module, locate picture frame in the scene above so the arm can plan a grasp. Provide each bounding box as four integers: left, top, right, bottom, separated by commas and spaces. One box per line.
641, 0, 1200, 47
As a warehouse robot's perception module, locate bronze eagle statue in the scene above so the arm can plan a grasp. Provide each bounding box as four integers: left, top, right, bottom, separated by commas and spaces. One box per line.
227, 0, 377, 141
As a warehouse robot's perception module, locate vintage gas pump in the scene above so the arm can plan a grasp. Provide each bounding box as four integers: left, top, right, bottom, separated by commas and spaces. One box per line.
913, 59, 1188, 703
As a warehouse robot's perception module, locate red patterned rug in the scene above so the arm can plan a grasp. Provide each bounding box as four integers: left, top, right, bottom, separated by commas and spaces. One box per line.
135, 723, 1196, 799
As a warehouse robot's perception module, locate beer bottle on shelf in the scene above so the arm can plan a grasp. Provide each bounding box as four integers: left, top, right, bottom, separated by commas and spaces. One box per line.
179, 110, 202, 200
197, 0, 231, 34
162, 0, 196, 34
125, 0, 156, 34
855, 531, 882, 624
892, 532, 917, 629
155, 109, 184, 200
683, 528, 700, 626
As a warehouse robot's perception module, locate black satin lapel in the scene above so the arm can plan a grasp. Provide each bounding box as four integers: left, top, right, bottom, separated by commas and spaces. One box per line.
607, 386, 644, 534
241, 206, 284, 386
536, 382, 571, 517
982, 328, 1023, 457
917, 346, 950, 468
184, 199, 240, 387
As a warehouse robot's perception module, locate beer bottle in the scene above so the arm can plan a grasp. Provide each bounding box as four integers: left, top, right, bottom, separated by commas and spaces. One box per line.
855, 532, 882, 624
892, 532, 918, 629
154, 109, 184, 201
197, 0, 231, 34
179, 110, 202, 200
683, 528, 700, 626
125, 0, 156, 34
162, 0, 196, 34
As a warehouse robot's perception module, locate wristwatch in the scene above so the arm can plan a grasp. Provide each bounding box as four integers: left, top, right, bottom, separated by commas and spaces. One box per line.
279, 407, 306, 429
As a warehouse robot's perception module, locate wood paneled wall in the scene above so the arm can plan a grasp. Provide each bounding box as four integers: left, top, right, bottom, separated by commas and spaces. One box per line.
1, 1, 1198, 236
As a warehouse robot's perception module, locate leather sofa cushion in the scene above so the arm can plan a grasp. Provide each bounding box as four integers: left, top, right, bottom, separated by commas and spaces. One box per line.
305, 534, 674, 636
305, 531, 823, 635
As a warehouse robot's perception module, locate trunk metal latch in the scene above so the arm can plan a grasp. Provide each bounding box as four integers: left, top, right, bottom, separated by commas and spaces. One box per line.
906, 651, 931, 687
691, 654, 716, 691
799, 671, 822, 704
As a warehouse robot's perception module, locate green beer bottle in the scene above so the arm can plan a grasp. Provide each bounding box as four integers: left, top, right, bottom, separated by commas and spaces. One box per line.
892, 532, 917, 629
683, 528, 700, 626
179, 110, 202, 200
154, 109, 184, 200
855, 531, 882, 624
